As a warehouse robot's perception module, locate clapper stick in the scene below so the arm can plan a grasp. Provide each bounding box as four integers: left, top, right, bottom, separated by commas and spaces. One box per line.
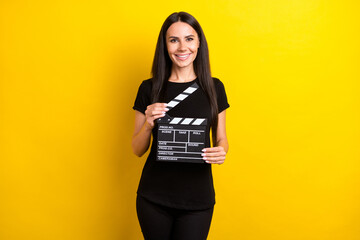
157, 82, 199, 122
166, 82, 199, 110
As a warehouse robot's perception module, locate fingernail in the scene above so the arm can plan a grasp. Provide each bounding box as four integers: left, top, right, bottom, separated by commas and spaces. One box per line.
201, 153, 206, 156
164, 108, 169, 111
205, 161, 210, 163
202, 149, 206, 152
164, 103, 168, 107
203, 157, 207, 160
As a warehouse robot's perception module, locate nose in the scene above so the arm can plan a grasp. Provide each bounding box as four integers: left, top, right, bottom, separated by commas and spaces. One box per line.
178, 40, 187, 51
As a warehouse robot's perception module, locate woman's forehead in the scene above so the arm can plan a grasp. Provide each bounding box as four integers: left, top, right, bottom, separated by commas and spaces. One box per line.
166, 22, 197, 37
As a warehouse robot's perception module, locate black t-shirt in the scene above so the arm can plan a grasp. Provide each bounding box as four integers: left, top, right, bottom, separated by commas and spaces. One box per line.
133, 77, 229, 210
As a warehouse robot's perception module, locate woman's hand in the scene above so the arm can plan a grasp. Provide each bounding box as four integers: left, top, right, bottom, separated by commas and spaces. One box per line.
144, 103, 169, 129
202, 146, 226, 165
132, 103, 168, 157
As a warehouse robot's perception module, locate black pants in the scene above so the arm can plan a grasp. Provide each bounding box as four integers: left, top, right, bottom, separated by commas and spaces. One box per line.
136, 195, 214, 240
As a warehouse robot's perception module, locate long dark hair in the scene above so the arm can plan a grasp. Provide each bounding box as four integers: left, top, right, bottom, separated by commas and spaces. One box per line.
151, 12, 219, 145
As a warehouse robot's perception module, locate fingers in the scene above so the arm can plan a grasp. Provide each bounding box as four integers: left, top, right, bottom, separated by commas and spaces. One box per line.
146, 103, 168, 115
202, 146, 224, 153
147, 103, 168, 112
151, 110, 166, 118
145, 103, 168, 116
202, 146, 226, 165
144, 103, 168, 129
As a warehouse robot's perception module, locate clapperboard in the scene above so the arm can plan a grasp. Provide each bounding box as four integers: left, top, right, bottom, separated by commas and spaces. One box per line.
156, 82, 207, 163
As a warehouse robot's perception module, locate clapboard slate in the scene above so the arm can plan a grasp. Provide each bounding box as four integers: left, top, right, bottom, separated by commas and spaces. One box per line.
156, 82, 207, 163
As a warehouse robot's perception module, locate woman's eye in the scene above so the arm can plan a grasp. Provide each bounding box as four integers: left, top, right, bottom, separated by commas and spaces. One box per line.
170, 39, 178, 43
186, 38, 194, 41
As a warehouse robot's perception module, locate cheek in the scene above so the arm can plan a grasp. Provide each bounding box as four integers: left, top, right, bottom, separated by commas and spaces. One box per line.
166, 42, 171, 52
191, 43, 199, 53
192, 41, 200, 51
167, 45, 177, 54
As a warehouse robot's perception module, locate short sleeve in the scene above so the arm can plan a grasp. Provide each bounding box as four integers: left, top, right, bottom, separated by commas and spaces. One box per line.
214, 78, 230, 113
133, 80, 152, 114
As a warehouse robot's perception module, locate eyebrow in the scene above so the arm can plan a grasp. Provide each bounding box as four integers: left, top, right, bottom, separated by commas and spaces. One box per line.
168, 35, 195, 39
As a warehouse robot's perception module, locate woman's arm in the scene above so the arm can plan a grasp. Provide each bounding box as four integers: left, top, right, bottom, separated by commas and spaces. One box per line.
215, 109, 229, 152
132, 111, 152, 157
202, 110, 228, 164
132, 103, 168, 157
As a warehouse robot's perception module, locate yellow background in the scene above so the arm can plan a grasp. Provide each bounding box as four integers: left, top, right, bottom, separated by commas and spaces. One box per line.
1, 0, 359, 239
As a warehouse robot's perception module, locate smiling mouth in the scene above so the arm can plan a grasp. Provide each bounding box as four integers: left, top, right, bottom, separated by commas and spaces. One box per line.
175, 54, 191, 60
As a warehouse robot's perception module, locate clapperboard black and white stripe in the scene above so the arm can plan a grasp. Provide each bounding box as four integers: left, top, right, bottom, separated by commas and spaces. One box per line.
156, 83, 207, 163
165, 83, 198, 110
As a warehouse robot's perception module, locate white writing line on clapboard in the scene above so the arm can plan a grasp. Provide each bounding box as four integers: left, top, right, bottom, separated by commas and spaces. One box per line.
159, 141, 204, 144
158, 151, 203, 154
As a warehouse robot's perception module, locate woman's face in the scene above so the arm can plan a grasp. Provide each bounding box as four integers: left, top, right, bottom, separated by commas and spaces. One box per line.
166, 21, 200, 70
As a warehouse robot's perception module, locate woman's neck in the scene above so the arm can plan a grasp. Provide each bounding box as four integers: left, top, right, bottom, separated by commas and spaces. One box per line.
168, 65, 197, 83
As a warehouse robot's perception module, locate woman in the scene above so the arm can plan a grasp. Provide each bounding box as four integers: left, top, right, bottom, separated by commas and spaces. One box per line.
132, 12, 229, 239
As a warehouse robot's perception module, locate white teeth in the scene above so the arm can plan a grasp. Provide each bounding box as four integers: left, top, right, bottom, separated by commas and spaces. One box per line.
176, 54, 190, 58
